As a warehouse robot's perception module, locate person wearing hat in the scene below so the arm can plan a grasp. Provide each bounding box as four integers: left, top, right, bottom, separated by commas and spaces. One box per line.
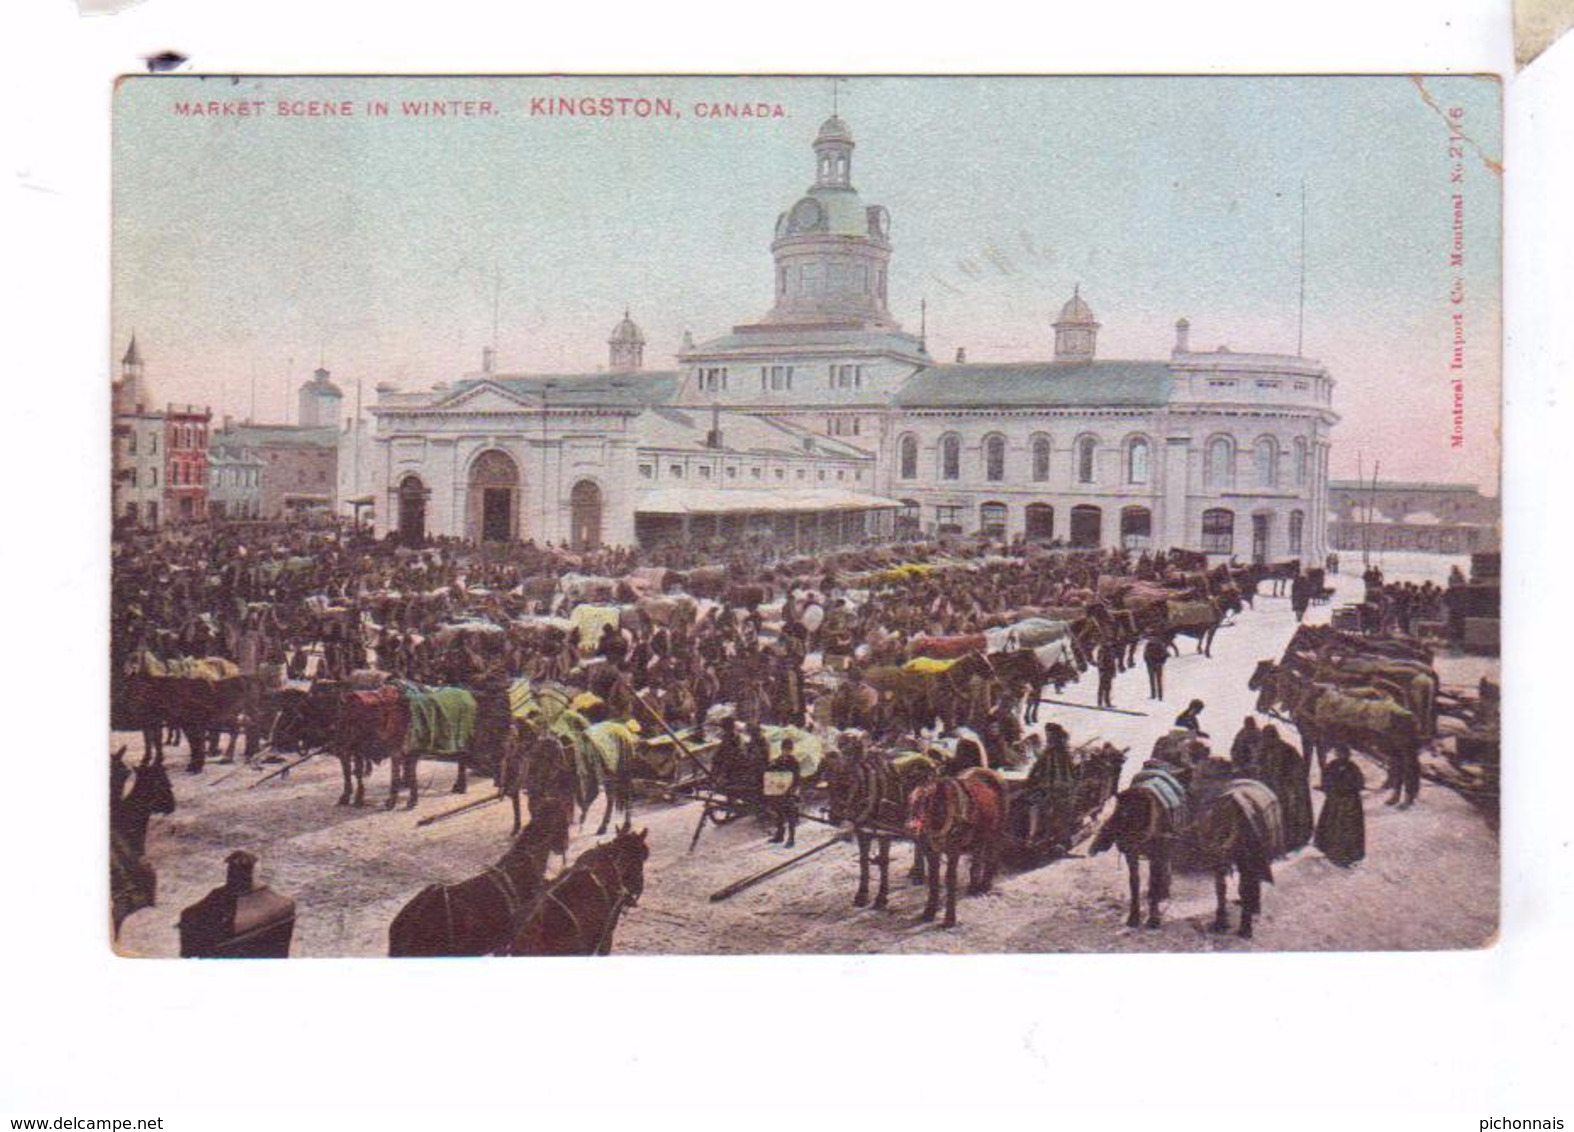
1174, 699, 1209, 739
763, 737, 802, 848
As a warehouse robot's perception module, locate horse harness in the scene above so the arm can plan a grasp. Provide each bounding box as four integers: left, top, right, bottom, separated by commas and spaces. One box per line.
536, 856, 638, 954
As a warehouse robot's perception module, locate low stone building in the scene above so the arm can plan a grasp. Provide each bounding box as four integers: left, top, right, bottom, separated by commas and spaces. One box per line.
207, 445, 265, 520
210, 420, 338, 520
1327, 480, 1499, 554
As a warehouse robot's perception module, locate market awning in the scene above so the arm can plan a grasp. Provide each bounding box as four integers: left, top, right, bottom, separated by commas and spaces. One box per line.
635, 487, 903, 516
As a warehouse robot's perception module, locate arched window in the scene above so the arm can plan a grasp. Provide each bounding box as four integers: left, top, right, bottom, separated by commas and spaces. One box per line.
1076, 436, 1097, 484
1126, 436, 1151, 484
940, 433, 961, 481
1205, 437, 1235, 489
979, 501, 1008, 537
1070, 504, 1102, 548
1201, 508, 1235, 553
1031, 435, 1051, 482
1120, 506, 1153, 550
898, 434, 918, 480
1255, 437, 1279, 489
983, 434, 1006, 482
1025, 503, 1054, 541
1288, 509, 1305, 555
1294, 438, 1309, 487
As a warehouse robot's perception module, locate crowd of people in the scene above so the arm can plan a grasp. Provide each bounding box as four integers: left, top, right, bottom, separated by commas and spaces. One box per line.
113, 519, 1402, 877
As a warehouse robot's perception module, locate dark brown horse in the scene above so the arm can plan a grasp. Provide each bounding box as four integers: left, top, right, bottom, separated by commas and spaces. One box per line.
505, 826, 650, 955
388, 797, 573, 957
1090, 763, 1283, 938
825, 749, 937, 909
906, 767, 1009, 928
110, 754, 175, 859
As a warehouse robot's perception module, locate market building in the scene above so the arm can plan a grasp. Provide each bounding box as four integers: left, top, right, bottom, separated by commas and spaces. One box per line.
357, 113, 1337, 560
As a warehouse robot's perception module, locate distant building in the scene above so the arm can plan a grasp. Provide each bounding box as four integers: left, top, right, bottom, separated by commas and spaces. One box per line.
211, 420, 338, 519
164, 405, 212, 525
112, 336, 166, 529
207, 445, 265, 520
297, 366, 344, 428
1327, 480, 1499, 554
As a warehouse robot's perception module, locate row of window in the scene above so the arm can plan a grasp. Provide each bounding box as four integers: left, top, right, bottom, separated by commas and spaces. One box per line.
210, 467, 261, 489
896, 500, 1306, 555
826, 416, 862, 437
169, 424, 207, 451
126, 431, 158, 456
168, 460, 205, 487
639, 460, 866, 485
692, 363, 869, 395
897, 432, 1312, 490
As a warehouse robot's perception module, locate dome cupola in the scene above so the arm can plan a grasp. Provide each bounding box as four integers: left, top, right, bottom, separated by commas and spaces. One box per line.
1053, 285, 1100, 362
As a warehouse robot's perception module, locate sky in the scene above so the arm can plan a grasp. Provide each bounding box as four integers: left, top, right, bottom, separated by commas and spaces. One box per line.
111, 74, 1502, 488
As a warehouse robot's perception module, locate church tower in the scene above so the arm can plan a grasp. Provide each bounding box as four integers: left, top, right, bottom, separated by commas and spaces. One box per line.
114, 334, 150, 414
608, 310, 646, 371
1053, 286, 1100, 362
760, 116, 897, 330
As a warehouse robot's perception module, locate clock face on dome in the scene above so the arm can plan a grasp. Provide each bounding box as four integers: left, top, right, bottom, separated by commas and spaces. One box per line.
788, 197, 824, 234
868, 205, 890, 238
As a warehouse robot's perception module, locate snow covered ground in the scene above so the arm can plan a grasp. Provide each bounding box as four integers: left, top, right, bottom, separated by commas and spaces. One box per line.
114, 553, 1498, 957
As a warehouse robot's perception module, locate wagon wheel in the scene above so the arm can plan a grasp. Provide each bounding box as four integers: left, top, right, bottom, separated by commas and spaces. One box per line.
709, 801, 747, 826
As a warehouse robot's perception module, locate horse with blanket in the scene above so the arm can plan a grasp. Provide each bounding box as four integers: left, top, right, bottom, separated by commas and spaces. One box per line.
1248, 660, 1422, 803
116, 655, 248, 773
1091, 754, 1285, 938
825, 742, 940, 910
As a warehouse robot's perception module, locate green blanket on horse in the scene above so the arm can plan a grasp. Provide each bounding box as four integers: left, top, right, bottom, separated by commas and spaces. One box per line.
400, 684, 476, 756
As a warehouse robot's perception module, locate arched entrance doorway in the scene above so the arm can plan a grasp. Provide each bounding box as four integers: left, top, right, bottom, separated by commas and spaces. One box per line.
570, 479, 603, 550
1120, 505, 1152, 550
1070, 504, 1102, 548
397, 476, 428, 544
467, 450, 521, 543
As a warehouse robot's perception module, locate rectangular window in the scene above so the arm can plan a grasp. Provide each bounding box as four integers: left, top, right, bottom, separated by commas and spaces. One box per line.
128, 468, 137, 487
638, 464, 653, 479
1208, 379, 1237, 389
150, 434, 158, 454
698, 465, 712, 479
751, 467, 762, 479
128, 433, 137, 455
670, 465, 685, 478
935, 505, 963, 532
726, 466, 737, 478
1256, 380, 1281, 390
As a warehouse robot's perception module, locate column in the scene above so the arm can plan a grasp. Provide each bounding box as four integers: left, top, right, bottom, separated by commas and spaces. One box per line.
1161, 436, 1191, 550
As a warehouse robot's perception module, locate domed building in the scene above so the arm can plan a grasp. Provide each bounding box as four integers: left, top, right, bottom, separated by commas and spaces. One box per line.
360, 113, 1337, 562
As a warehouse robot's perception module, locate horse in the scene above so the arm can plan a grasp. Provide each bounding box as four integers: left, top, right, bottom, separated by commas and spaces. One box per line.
388, 797, 573, 957
1165, 598, 1225, 657
1090, 761, 1283, 938
825, 749, 938, 909
906, 767, 1009, 927
504, 826, 650, 956
110, 756, 176, 858
1249, 659, 1421, 790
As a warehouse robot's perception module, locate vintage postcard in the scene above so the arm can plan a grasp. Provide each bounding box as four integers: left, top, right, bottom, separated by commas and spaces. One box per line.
108, 74, 1501, 957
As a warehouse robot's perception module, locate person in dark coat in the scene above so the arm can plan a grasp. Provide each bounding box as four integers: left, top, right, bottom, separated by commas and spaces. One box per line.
1174, 699, 1209, 738
1290, 574, 1311, 623
1142, 634, 1169, 700
1315, 744, 1367, 866
1095, 645, 1119, 709
1228, 716, 1261, 776
764, 737, 802, 847
1257, 724, 1314, 850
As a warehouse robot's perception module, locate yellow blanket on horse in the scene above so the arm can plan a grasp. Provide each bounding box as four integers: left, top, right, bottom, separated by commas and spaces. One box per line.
903, 655, 960, 675
1309, 687, 1415, 735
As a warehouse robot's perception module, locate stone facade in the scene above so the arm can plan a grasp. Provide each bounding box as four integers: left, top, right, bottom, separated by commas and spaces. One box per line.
211, 422, 338, 519
1327, 480, 1499, 554
353, 113, 1337, 560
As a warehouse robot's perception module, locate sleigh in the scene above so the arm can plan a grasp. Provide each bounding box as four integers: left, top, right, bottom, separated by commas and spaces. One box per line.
998, 742, 1127, 867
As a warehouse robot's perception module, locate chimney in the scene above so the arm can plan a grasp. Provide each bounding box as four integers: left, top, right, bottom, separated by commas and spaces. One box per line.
705, 402, 723, 450
223, 414, 234, 432
955, 347, 967, 364
481, 346, 495, 374
1173, 317, 1191, 356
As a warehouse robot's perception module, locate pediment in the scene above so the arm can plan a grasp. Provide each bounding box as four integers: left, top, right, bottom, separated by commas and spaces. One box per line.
430, 381, 539, 414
